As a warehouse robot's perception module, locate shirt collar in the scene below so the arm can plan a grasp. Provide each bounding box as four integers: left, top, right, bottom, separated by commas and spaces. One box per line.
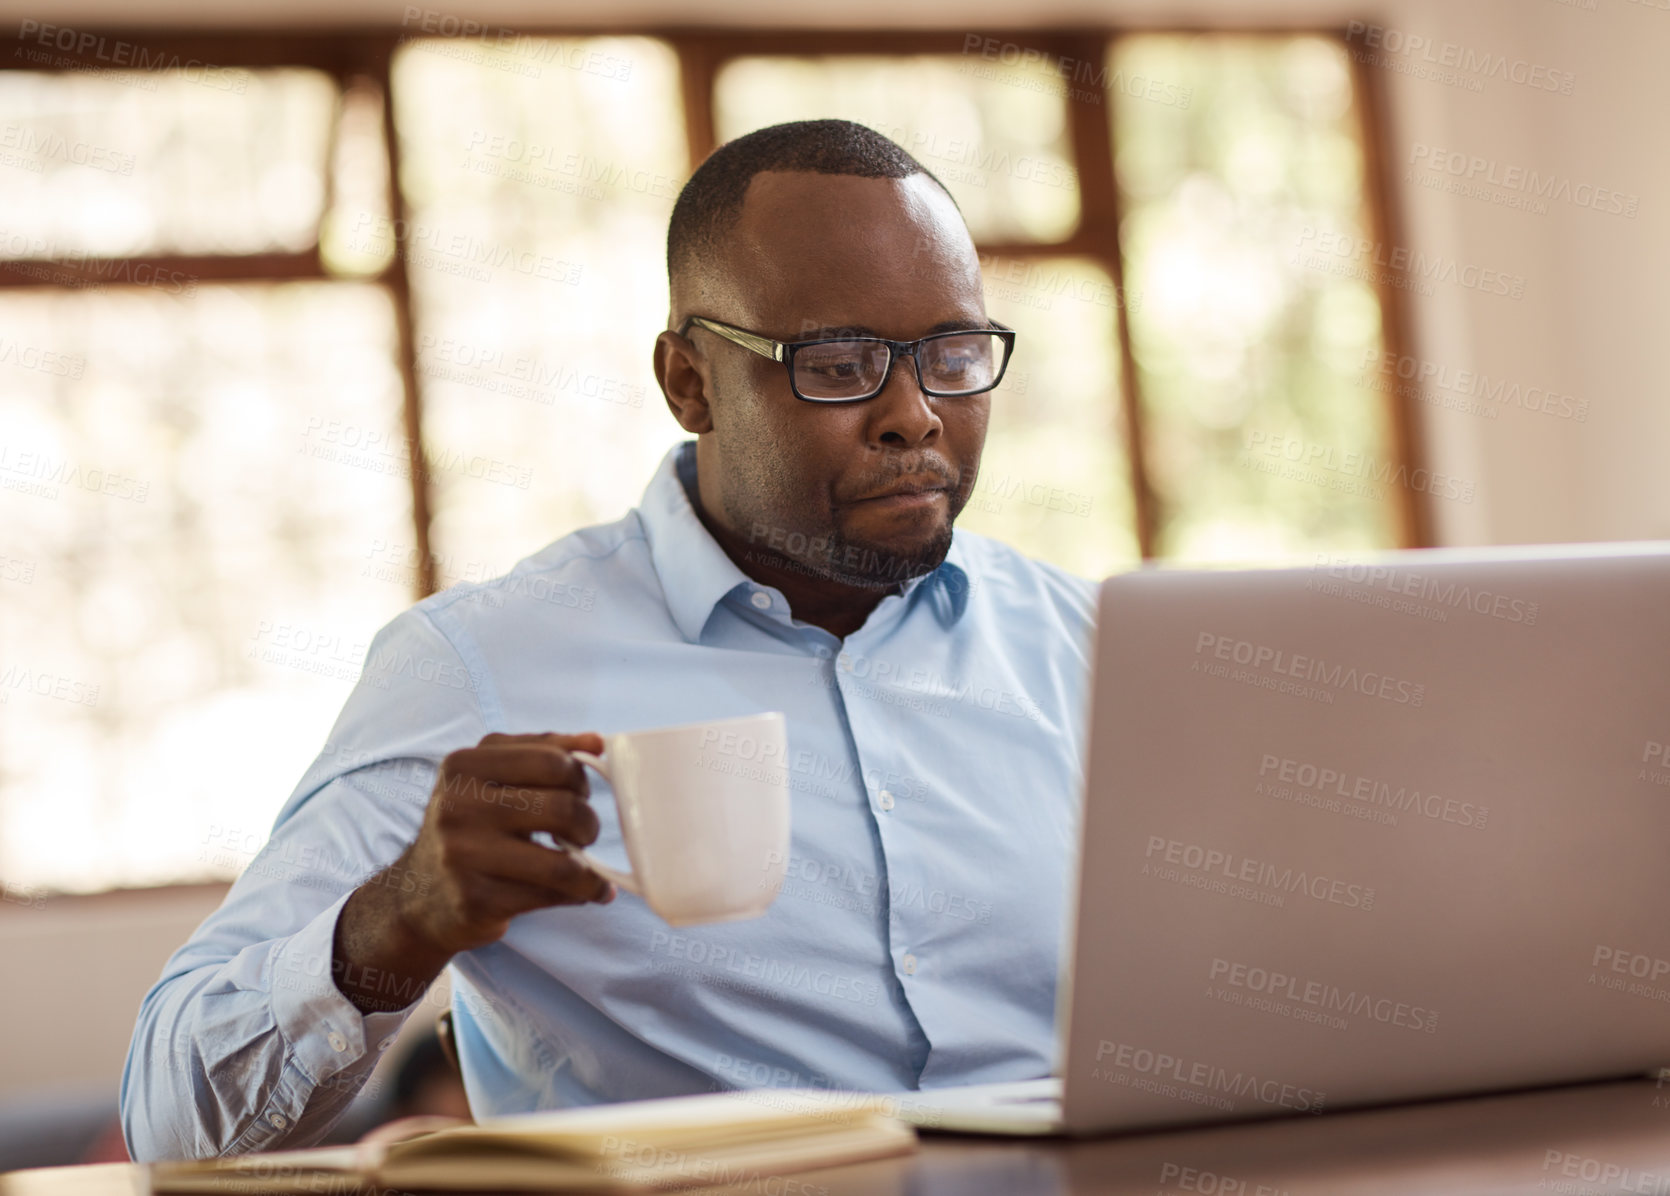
638, 440, 972, 642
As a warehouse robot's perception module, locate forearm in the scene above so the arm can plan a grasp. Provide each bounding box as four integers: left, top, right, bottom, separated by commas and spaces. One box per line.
332, 859, 455, 1015
121, 893, 417, 1161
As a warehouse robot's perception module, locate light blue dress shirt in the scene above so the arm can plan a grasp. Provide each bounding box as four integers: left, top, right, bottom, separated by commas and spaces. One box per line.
121, 440, 1097, 1161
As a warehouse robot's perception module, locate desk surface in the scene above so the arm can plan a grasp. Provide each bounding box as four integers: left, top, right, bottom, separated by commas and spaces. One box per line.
7, 1079, 1670, 1196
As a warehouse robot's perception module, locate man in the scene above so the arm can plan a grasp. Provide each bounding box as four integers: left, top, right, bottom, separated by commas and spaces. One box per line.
121, 119, 1096, 1161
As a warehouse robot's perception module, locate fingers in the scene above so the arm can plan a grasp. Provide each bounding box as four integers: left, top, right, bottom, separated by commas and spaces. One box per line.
437, 734, 607, 844
433, 777, 601, 843
445, 741, 590, 790
456, 837, 615, 906
479, 730, 605, 756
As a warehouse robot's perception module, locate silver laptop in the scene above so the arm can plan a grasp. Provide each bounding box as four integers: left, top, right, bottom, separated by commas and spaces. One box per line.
893, 542, 1670, 1135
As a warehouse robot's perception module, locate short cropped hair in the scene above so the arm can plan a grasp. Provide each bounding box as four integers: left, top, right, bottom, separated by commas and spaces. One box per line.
666, 119, 951, 283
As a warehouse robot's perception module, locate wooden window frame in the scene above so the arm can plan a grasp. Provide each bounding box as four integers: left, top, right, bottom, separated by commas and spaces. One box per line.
0, 24, 1424, 903
0, 27, 1426, 603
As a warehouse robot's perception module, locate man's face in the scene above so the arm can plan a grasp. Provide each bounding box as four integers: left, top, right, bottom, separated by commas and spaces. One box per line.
685, 171, 989, 589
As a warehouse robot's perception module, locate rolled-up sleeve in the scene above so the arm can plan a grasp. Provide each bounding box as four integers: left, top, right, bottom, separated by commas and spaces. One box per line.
120, 606, 490, 1160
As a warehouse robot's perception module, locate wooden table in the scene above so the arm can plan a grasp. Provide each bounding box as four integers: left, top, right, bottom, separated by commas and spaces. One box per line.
7, 1079, 1670, 1195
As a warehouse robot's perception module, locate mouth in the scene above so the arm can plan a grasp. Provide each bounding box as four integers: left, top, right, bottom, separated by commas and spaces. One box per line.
847, 474, 954, 510
850, 488, 948, 512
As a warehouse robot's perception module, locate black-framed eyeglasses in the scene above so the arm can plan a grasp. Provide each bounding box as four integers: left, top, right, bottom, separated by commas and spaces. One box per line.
677, 315, 1017, 404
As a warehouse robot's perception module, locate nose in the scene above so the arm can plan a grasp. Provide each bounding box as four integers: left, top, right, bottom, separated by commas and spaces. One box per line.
865, 350, 942, 448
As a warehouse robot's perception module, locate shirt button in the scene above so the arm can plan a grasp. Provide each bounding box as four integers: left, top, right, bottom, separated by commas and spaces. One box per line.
877, 790, 895, 811
836, 652, 854, 672
328, 1032, 348, 1052
269, 1113, 288, 1129
378, 1035, 398, 1051
750, 590, 772, 610
902, 953, 918, 975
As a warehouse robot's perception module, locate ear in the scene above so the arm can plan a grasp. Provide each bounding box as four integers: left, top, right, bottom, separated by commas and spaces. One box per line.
654, 329, 713, 434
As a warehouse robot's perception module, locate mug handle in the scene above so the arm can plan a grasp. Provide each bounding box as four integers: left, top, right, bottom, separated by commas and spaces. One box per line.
558, 750, 641, 895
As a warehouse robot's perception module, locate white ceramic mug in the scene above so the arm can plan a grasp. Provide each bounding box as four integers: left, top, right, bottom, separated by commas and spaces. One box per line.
559, 712, 791, 926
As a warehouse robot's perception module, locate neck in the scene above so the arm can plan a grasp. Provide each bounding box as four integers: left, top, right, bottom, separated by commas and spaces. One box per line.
694, 499, 894, 639
677, 444, 896, 639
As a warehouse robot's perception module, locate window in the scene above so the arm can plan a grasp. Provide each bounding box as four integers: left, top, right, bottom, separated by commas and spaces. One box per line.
0, 26, 1419, 893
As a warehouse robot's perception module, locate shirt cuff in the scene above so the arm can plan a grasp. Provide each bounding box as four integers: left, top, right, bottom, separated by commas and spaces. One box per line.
268, 890, 426, 1084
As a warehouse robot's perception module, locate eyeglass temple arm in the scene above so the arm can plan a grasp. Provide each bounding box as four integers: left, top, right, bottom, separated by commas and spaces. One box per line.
681, 317, 784, 362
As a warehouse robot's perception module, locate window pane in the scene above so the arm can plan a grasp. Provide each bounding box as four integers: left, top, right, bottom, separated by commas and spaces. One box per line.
0, 284, 414, 892
958, 257, 1139, 577
319, 77, 395, 278
387, 37, 688, 577
714, 55, 1079, 244
0, 68, 336, 257
1111, 35, 1401, 561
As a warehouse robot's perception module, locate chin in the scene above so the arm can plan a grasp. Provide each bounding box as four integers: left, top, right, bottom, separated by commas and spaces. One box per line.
826, 519, 954, 590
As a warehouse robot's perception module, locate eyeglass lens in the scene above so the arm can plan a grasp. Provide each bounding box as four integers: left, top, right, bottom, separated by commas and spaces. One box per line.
792, 333, 1003, 400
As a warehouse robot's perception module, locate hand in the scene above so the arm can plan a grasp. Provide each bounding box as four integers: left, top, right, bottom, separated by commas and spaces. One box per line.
397, 731, 619, 954
333, 732, 616, 1013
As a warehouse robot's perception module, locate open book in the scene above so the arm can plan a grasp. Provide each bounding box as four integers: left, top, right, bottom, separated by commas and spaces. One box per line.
149, 1089, 918, 1192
